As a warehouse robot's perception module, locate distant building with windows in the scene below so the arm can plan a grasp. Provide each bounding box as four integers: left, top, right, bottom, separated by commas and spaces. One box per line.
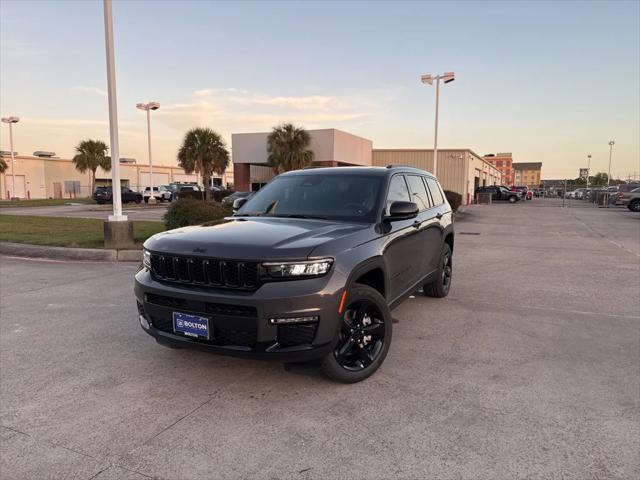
483, 153, 514, 185
513, 162, 543, 189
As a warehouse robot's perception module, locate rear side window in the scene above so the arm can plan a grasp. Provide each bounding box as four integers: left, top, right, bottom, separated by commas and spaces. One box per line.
424, 177, 445, 205
406, 175, 432, 211
386, 175, 411, 214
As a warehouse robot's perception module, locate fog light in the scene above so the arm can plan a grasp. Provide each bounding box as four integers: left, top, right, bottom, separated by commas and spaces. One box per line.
269, 315, 319, 325
139, 315, 150, 330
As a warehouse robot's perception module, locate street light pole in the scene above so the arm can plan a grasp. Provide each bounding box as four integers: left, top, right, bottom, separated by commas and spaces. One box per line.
103, 0, 126, 221
586, 154, 591, 190
136, 102, 160, 204
607, 141, 615, 187
421, 72, 455, 177
1, 117, 19, 199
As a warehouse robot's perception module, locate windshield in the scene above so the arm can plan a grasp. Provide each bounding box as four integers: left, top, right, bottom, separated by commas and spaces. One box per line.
236, 174, 383, 222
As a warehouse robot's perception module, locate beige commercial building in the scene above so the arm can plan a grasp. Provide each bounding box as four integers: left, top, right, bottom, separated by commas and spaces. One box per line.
513, 162, 542, 189
0, 154, 234, 200
232, 129, 502, 205
233, 129, 372, 191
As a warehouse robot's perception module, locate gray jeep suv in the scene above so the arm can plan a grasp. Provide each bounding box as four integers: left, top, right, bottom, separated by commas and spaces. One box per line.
135, 166, 454, 382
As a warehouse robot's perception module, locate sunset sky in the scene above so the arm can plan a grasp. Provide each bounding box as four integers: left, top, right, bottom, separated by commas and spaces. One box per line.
1, 0, 639, 179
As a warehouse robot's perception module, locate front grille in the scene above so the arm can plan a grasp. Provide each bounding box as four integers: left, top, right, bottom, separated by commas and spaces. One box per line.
146, 293, 188, 309
149, 253, 260, 290
277, 323, 318, 347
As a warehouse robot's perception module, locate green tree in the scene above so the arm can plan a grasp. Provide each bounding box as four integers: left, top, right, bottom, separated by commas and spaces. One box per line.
177, 128, 229, 201
0, 157, 7, 174
267, 123, 314, 174
591, 172, 609, 186
72, 140, 111, 194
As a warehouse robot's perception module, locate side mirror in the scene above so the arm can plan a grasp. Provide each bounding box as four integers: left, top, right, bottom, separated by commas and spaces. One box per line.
233, 197, 248, 212
385, 201, 419, 221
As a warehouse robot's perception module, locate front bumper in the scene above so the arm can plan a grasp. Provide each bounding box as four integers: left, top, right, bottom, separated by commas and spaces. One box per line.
134, 267, 347, 362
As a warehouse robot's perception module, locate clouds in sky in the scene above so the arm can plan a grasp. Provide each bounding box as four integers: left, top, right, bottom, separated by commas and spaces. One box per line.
158, 88, 371, 136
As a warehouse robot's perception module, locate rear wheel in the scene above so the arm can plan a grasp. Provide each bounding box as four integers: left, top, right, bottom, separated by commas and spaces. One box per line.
628, 199, 640, 212
321, 284, 392, 383
423, 243, 452, 298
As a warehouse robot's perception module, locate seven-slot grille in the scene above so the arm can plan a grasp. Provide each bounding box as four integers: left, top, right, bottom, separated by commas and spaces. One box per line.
150, 253, 259, 290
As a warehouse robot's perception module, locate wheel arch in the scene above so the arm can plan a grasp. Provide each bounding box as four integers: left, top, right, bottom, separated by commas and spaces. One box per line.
347, 257, 388, 301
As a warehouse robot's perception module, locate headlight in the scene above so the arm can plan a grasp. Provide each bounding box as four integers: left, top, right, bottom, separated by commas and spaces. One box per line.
262, 259, 333, 278
143, 249, 152, 270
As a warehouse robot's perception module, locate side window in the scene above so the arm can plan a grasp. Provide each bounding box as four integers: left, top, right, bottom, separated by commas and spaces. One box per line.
385, 175, 411, 214
406, 175, 432, 211
425, 177, 445, 206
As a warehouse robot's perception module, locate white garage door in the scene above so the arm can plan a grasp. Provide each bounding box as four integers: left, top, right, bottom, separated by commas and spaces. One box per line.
139, 172, 170, 190
172, 174, 198, 183
8, 175, 26, 198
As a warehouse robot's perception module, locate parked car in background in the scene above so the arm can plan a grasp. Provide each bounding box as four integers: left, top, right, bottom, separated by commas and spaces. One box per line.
476, 186, 521, 203
512, 186, 531, 200
221, 191, 253, 206
136, 166, 454, 383
143, 185, 172, 203
615, 183, 640, 205
173, 184, 205, 201
93, 186, 142, 204
210, 185, 235, 202
619, 187, 640, 212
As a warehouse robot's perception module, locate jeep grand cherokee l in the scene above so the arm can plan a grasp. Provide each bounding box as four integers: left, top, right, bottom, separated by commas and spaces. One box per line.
135, 166, 454, 383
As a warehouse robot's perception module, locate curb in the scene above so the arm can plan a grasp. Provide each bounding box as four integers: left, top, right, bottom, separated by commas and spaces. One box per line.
0, 242, 142, 262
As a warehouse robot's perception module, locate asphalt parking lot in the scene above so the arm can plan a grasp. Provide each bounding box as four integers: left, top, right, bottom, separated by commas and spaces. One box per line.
0, 203, 168, 221
1, 200, 638, 480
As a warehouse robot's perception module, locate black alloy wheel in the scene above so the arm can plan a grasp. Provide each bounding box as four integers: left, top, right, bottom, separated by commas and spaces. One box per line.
321, 284, 392, 383
334, 299, 386, 371
424, 243, 453, 298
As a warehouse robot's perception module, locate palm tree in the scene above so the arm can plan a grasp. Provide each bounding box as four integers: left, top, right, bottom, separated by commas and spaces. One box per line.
72, 139, 111, 194
0, 157, 7, 174
267, 123, 314, 174
177, 128, 229, 201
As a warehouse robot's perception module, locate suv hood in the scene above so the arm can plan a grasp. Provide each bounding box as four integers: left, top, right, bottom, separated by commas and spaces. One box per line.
144, 217, 369, 260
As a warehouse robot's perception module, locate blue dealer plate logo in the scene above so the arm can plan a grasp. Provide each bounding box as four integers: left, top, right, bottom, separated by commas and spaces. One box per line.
173, 312, 210, 339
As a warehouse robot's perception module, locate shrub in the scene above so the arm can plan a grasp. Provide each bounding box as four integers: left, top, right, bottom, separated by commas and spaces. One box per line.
163, 199, 232, 230
444, 190, 462, 213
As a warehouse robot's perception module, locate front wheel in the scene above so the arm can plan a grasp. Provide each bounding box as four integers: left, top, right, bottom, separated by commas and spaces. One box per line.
509, 195, 517, 203
321, 284, 392, 383
628, 199, 640, 212
423, 243, 452, 298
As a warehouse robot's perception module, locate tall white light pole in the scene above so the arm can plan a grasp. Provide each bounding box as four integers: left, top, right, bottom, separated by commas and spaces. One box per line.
103, 0, 126, 221
136, 102, 160, 204
586, 154, 591, 190
607, 141, 615, 187
1, 116, 19, 199
421, 72, 455, 177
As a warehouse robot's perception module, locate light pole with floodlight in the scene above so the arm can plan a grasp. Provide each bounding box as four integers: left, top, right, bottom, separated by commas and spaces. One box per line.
136, 102, 160, 204
586, 154, 591, 190
1, 116, 20, 199
607, 141, 615, 187
420, 71, 455, 177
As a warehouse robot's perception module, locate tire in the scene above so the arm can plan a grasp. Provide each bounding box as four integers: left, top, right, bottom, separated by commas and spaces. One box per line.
508, 195, 517, 203
144, 197, 149, 203
423, 243, 452, 298
135, 196, 142, 204
321, 284, 392, 383
628, 199, 640, 212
